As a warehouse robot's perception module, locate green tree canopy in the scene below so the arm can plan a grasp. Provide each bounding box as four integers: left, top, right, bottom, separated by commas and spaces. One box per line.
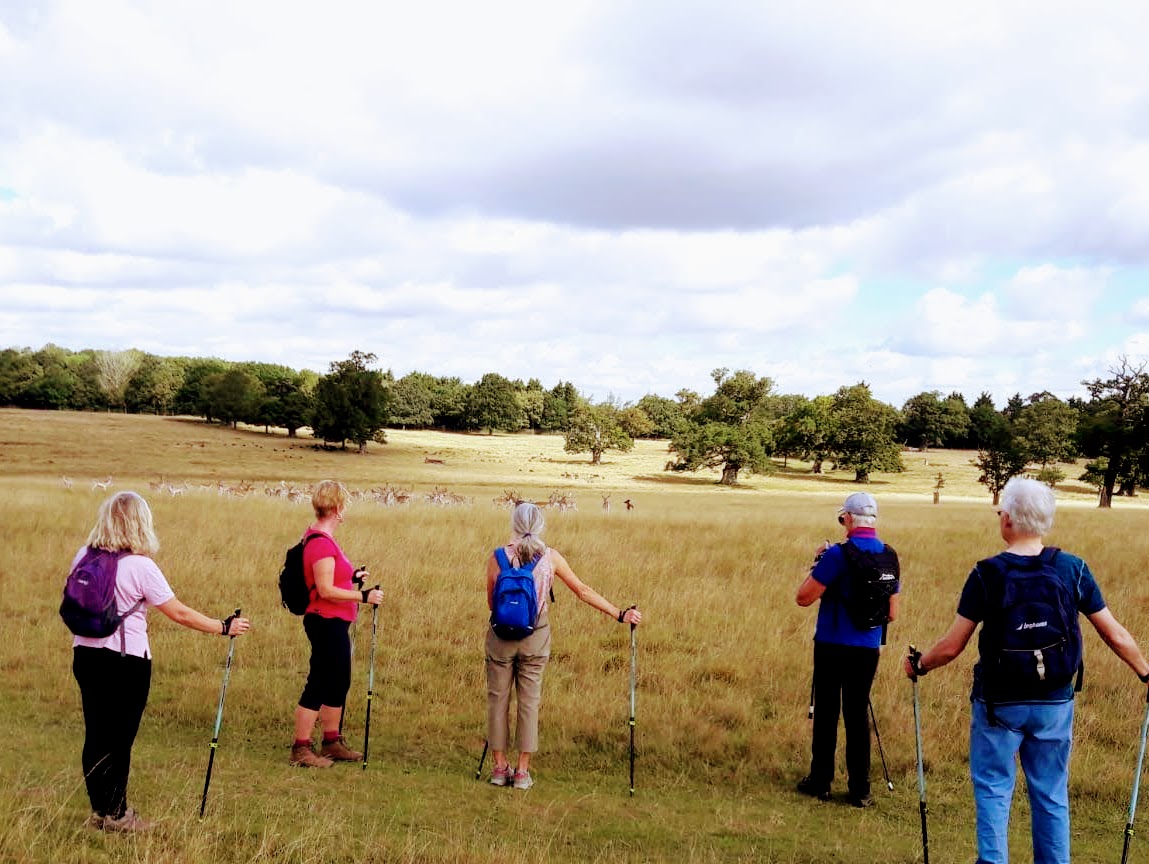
971, 411, 1029, 505
564, 400, 635, 464
1013, 393, 1078, 468
467, 372, 523, 433
1077, 358, 1149, 506
667, 369, 776, 485
829, 383, 903, 483
311, 351, 390, 452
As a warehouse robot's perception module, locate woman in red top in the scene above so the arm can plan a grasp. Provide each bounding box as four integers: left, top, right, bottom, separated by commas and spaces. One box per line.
290, 480, 383, 768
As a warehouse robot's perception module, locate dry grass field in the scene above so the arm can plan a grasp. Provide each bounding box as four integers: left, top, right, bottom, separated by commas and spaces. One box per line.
2, 408, 1149, 863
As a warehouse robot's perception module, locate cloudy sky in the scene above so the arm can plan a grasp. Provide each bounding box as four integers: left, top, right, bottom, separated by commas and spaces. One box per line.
3, 1, 1148, 407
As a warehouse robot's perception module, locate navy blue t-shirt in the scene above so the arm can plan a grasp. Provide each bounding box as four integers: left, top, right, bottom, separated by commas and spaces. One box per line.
957, 548, 1105, 703
812, 528, 896, 649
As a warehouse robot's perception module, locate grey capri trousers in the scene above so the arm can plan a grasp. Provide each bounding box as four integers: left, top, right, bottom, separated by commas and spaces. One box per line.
485, 611, 552, 753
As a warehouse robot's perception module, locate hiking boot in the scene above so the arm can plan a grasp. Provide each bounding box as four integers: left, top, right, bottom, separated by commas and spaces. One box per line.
101, 808, 151, 833
289, 742, 334, 768
849, 793, 874, 809
512, 770, 534, 790
796, 776, 831, 801
319, 736, 363, 762
489, 764, 512, 787
83, 812, 104, 830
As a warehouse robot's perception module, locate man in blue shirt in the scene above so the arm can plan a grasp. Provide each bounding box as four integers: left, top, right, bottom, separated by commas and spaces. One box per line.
796, 492, 900, 808
906, 477, 1149, 863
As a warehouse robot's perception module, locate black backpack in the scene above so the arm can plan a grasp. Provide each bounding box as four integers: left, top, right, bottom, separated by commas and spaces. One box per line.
279, 533, 324, 615
976, 547, 1083, 721
837, 541, 900, 638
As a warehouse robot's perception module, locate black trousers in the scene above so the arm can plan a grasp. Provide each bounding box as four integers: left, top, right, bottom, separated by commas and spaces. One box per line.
808, 640, 880, 797
72, 646, 152, 818
298, 613, 352, 711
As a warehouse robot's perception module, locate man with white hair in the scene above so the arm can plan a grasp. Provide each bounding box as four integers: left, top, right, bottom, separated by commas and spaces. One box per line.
796, 491, 900, 808
906, 476, 1149, 864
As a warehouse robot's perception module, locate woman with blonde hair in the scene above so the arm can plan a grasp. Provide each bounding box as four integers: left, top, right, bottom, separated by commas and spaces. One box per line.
485, 501, 643, 789
290, 480, 383, 767
69, 492, 251, 833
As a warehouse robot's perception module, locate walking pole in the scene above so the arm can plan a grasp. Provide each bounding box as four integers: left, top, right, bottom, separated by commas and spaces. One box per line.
869, 698, 894, 791
362, 586, 380, 771
909, 645, 929, 864
1121, 686, 1149, 863
629, 619, 637, 796
808, 677, 815, 720
199, 609, 240, 818
475, 739, 489, 780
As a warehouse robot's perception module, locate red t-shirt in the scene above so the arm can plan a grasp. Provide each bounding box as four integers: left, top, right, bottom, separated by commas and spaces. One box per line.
301, 530, 358, 622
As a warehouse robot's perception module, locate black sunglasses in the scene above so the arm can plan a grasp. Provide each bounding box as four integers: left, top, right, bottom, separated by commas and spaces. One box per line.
837, 513, 847, 525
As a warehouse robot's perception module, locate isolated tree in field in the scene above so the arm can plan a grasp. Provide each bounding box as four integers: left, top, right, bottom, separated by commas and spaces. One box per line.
94, 349, 142, 411
1013, 393, 1078, 468
901, 390, 970, 450
828, 383, 903, 483
467, 373, 523, 433
971, 412, 1029, 505
1077, 358, 1149, 507
667, 369, 775, 485
564, 401, 635, 464
311, 351, 390, 452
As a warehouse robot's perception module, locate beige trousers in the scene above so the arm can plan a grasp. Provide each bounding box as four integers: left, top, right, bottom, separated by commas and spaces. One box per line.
485, 614, 551, 753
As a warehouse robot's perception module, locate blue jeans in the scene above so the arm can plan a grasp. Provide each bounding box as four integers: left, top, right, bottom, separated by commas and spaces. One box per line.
969, 698, 1074, 864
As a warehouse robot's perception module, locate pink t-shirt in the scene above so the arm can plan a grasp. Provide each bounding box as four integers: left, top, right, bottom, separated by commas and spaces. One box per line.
302, 531, 359, 623
70, 547, 175, 659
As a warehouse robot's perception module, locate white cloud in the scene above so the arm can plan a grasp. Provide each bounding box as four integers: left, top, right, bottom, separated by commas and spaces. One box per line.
3, 1, 1149, 405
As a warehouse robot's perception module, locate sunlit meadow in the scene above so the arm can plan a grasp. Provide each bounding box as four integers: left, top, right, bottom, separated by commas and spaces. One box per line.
2, 408, 1148, 863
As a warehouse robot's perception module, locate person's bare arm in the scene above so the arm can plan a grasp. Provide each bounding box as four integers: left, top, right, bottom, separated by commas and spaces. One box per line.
904, 615, 977, 678
155, 598, 251, 636
1087, 607, 1149, 679
551, 549, 642, 625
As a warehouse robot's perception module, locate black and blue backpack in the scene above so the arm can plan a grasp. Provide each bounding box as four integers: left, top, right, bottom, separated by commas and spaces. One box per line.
836, 541, 900, 642
976, 547, 1083, 722
490, 548, 540, 641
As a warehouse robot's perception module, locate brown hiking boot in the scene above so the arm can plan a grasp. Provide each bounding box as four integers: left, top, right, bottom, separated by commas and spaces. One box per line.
289, 742, 334, 768
319, 736, 363, 762
101, 808, 152, 833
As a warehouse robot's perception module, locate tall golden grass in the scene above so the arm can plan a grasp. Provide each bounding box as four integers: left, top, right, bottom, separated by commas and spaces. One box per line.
2, 408, 1149, 863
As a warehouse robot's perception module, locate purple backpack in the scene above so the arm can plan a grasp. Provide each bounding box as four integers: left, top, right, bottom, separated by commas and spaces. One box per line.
60, 547, 143, 654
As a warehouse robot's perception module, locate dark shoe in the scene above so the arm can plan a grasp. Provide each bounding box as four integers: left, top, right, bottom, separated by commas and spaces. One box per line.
320, 736, 363, 762
289, 742, 334, 768
796, 775, 831, 801
849, 793, 874, 808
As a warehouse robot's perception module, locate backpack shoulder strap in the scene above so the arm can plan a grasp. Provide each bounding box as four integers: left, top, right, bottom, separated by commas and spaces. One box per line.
494, 547, 512, 572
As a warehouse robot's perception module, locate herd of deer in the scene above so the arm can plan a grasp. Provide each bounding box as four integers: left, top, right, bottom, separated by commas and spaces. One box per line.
61, 476, 635, 513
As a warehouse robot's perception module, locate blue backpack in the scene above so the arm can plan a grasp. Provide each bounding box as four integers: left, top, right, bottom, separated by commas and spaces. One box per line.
490, 547, 540, 641
59, 547, 144, 655
976, 547, 1083, 721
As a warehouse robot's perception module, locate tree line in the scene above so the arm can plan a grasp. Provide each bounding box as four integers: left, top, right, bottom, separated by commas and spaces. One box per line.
2, 345, 1147, 506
